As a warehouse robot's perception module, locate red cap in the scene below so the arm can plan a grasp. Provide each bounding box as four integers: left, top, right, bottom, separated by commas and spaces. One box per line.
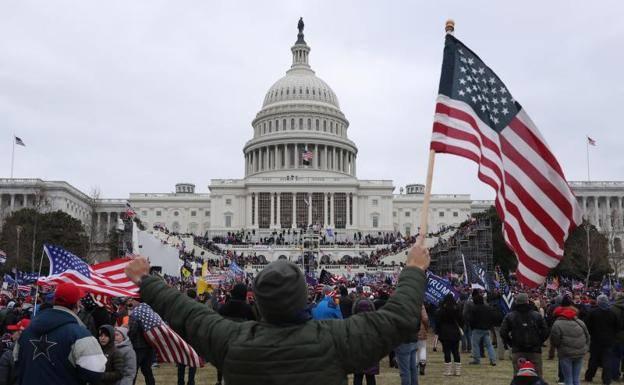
7, 318, 30, 332
54, 282, 83, 307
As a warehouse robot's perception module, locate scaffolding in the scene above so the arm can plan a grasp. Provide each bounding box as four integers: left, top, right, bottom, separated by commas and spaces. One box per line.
430, 218, 493, 274
301, 227, 321, 276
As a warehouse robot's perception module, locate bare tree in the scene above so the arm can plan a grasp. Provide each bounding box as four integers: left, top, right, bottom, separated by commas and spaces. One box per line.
607, 208, 624, 277
86, 186, 102, 261
30, 182, 51, 272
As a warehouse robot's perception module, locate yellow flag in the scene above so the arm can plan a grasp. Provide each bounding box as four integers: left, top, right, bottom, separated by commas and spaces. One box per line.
181, 267, 191, 278
197, 278, 207, 294
201, 261, 208, 277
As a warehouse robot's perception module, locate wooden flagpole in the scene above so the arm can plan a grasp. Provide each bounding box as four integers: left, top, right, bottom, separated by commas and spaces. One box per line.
418, 20, 455, 243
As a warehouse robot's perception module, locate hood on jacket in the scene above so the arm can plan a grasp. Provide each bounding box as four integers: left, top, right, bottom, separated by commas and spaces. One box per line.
98, 324, 116, 350
29, 306, 81, 335
554, 306, 577, 320
114, 326, 132, 348
253, 260, 309, 325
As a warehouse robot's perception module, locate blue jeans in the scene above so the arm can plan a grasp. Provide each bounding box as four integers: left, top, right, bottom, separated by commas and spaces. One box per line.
559, 357, 583, 385
395, 343, 418, 385
471, 329, 496, 364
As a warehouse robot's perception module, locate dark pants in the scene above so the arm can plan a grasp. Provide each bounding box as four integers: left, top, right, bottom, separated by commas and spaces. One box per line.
353, 374, 376, 385
177, 364, 196, 385
441, 340, 461, 363
585, 345, 613, 385
612, 343, 624, 381
134, 349, 156, 385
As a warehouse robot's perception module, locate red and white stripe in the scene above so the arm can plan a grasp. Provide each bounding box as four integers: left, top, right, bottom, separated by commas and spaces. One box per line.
38, 258, 139, 298
146, 325, 202, 367
431, 95, 582, 286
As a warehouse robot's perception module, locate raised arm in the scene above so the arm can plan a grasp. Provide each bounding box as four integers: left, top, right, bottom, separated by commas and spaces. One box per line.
126, 259, 240, 367
331, 241, 429, 372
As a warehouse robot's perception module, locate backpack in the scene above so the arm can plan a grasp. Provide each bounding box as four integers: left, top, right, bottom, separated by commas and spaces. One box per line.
510, 311, 541, 351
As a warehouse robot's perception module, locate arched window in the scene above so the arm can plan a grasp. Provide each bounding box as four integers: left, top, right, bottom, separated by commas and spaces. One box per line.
330, 122, 333, 133
308, 119, 311, 130
291, 118, 295, 130
316, 119, 319, 130
275, 120, 279, 131
299, 118, 303, 130
268, 121, 272, 132
324, 120, 327, 131
282, 119, 286, 131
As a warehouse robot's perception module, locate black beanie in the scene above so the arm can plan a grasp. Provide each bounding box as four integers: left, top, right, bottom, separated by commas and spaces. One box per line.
253, 260, 308, 324
561, 295, 573, 307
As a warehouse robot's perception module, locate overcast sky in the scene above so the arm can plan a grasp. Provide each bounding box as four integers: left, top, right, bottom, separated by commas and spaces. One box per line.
1, 1, 622, 199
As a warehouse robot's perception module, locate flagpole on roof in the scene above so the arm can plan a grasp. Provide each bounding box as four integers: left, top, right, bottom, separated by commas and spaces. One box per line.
586, 135, 591, 182
419, 20, 454, 242
10, 132, 15, 179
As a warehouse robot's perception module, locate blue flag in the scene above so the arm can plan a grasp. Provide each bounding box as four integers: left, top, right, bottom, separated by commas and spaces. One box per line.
496, 266, 514, 315
229, 261, 244, 276
425, 272, 459, 305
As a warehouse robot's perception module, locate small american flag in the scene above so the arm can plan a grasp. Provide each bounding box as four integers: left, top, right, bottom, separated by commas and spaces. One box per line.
38, 244, 138, 298
302, 149, 313, 165
131, 303, 202, 367
587, 136, 596, 146
431, 34, 582, 286
14, 136, 25, 146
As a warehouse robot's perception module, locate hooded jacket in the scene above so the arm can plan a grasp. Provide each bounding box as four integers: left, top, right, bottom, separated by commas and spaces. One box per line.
549, 306, 590, 359
610, 295, 624, 344
94, 325, 124, 385
113, 327, 136, 385
500, 303, 549, 353
139, 261, 426, 385
14, 306, 106, 385
584, 304, 618, 347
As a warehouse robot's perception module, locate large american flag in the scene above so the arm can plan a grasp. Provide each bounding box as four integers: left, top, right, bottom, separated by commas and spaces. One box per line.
38, 244, 138, 297
131, 303, 202, 367
431, 34, 582, 287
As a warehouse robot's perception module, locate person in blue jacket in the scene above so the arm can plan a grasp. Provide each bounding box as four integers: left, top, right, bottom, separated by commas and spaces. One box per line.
312, 286, 343, 320
14, 282, 107, 385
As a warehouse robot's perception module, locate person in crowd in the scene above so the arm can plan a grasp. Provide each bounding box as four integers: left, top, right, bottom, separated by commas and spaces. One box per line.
610, 292, 624, 382
114, 327, 137, 385
500, 292, 550, 377
78, 295, 99, 337
312, 286, 343, 320
177, 290, 199, 385
509, 359, 549, 385
416, 305, 429, 376
545, 296, 562, 361
339, 286, 353, 319
435, 294, 463, 376
14, 282, 107, 385
584, 294, 618, 385
127, 298, 156, 385
95, 325, 124, 385
351, 298, 379, 385
0, 319, 29, 385
488, 291, 506, 361
124, 241, 430, 385
215, 283, 256, 385
461, 292, 475, 354
550, 295, 589, 385
468, 292, 497, 366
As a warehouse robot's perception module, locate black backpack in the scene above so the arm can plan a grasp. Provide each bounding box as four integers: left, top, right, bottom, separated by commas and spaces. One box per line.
510, 311, 541, 350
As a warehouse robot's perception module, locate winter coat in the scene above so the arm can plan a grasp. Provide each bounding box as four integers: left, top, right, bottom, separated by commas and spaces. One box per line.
14, 306, 107, 385
585, 306, 618, 348
0, 345, 15, 385
127, 317, 152, 351
500, 303, 549, 353
435, 303, 464, 342
94, 325, 124, 385
550, 306, 590, 359
609, 296, 624, 344
139, 267, 427, 385
339, 295, 353, 319
113, 328, 136, 385
417, 305, 429, 341
468, 302, 495, 330
312, 296, 343, 320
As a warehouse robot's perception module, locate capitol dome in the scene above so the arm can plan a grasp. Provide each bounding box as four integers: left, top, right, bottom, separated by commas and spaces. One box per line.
243, 18, 357, 179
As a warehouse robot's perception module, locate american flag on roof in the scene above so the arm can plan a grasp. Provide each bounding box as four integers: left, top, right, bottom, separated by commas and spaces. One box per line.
431, 34, 582, 287
587, 136, 596, 146
131, 303, 202, 367
302, 149, 313, 165
38, 244, 138, 298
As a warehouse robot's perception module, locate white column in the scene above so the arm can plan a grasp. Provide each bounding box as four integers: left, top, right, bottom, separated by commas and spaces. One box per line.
246, 194, 253, 227
607, 197, 613, 230
333, 147, 337, 171
276, 146, 281, 169
254, 193, 259, 227
618, 196, 623, 229
594, 196, 600, 228
9, 195, 15, 211
307, 192, 312, 226
323, 192, 328, 227
353, 154, 357, 176
294, 144, 299, 169
352, 194, 358, 229
276, 193, 281, 228
330, 193, 335, 227
346, 193, 351, 227
292, 193, 297, 228
315, 144, 319, 169
582, 196, 587, 219
106, 212, 111, 232
270, 192, 275, 227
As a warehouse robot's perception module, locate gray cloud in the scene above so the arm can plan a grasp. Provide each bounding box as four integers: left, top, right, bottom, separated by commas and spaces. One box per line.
1, 1, 621, 199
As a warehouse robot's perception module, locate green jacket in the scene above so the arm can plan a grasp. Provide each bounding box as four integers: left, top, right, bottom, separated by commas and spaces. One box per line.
140, 267, 426, 385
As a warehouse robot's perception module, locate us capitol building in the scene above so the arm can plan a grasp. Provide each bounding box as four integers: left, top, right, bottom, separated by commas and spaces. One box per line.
1, 21, 623, 254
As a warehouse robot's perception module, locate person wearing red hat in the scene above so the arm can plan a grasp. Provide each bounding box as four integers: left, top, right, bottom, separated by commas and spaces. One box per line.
13, 282, 107, 385
0, 318, 30, 385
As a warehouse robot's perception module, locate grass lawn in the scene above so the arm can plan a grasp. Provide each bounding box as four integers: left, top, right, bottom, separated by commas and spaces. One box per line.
136, 339, 598, 384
